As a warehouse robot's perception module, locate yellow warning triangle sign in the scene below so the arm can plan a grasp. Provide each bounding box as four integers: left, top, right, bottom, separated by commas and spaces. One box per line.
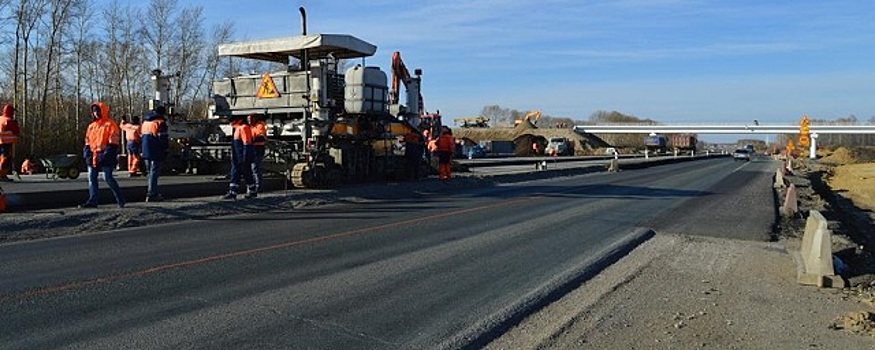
256, 73, 279, 99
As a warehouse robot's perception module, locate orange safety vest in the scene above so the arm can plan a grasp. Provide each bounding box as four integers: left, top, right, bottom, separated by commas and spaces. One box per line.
435, 134, 454, 153
0, 104, 19, 144
251, 121, 267, 147
233, 122, 253, 145
0, 119, 17, 144
121, 121, 141, 142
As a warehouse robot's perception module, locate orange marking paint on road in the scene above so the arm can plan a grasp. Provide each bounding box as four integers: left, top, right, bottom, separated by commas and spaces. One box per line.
2, 196, 537, 302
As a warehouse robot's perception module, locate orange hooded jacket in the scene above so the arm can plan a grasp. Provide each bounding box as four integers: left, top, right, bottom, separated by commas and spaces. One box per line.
84, 102, 121, 168
0, 105, 20, 144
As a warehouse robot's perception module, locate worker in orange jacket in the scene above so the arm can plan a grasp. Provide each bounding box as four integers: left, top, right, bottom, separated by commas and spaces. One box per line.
434, 126, 455, 181
141, 107, 170, 202
79, 102, 125, 208
20, 156, 34, 175
0, 104, 21, 181
120, 115, 142, 177
222, 115, 257, 200
404, 130, 424, 180
248, 113, 267, 193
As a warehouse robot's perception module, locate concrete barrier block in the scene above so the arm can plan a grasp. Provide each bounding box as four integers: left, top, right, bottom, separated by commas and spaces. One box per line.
774, 167, 786, 188
780, 183, 798, 216
796, 210, 845, 288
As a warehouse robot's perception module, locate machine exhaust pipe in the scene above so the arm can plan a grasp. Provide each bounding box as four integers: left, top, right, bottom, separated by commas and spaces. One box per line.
299, 7, 307, 35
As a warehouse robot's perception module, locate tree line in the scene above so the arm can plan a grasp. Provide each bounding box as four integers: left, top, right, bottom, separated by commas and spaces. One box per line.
0, 0, 250, 158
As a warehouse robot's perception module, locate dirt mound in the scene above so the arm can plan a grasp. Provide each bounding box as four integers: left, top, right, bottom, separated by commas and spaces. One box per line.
821, 147, 857, 164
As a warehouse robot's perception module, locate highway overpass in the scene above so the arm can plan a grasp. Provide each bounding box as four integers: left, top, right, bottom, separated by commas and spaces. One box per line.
573, 123, 875, 158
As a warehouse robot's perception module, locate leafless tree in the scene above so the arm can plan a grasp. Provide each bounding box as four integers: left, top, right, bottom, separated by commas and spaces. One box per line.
168, 4, 204, 119
13, 0, 48, 154
141, 0, 176, 71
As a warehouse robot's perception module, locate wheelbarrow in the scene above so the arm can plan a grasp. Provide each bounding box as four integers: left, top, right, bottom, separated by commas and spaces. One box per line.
39, 154, 83, 180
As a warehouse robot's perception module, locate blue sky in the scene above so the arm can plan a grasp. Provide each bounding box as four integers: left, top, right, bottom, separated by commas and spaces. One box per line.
203, 1, 874, 142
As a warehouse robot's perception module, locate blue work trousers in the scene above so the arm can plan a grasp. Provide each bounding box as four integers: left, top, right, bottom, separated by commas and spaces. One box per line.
85, 166, 125, 206
145, 159, 162, 197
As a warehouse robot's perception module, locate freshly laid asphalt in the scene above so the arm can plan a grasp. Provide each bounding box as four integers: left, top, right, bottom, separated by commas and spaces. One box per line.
0, 172, 289, 212
0, 154, 725, 212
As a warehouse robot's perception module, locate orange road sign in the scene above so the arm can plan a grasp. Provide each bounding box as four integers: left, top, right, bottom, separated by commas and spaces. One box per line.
799, 115, 810, 147
256, 73, 280, 99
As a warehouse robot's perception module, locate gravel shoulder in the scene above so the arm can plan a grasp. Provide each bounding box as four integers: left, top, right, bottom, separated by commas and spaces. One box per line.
487, 234, 873, 349
488, 154, 875, 349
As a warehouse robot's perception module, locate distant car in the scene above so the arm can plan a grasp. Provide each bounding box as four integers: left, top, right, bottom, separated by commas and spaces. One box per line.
733, 148, 751, 161
466, 144, 487, 159
545, 137, 573, 156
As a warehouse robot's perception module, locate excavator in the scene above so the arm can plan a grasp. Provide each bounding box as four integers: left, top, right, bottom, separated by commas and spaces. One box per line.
389, 51, 442, 139
514, 110, 541, 126
210, 7, 441, 188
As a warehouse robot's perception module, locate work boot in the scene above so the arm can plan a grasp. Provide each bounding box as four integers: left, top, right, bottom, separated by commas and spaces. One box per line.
244, 192, 257, 199
221, 192, 237, 200
77, 202, 98, 209
145, 194, 164, 202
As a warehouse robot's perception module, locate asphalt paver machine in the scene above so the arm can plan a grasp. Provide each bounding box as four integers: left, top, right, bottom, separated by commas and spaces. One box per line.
211, 8, 441, 188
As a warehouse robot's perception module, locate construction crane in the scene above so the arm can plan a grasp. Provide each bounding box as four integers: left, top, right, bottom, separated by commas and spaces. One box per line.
514, 110, 541, 126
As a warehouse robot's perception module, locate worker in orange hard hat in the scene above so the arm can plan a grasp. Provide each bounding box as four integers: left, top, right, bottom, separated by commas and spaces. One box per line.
0, 104, 21, 181
434, 126, 454, 181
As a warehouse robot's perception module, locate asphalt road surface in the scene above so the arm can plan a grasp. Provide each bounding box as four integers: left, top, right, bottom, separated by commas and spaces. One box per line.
0, 156, 776, 349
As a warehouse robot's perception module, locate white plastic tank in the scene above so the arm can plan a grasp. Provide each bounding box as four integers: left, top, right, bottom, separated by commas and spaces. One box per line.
345, 65, 388, 114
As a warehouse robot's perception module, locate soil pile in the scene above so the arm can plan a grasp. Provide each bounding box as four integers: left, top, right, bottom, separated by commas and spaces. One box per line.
821, 147, 857, 164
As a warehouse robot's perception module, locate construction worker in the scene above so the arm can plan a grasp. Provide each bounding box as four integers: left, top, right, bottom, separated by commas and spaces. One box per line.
141, 107, 169, 202
120, 115, 142, 177
222, 115, 257, 200
0, 104, 21, 182
79, 102, 125, 208
404, 130, 424, 180
20, 156, 34, 175
422, 128, 432, 163
532, 141, 540, 156
434, 126, 454, 181
248, 113, 267, 193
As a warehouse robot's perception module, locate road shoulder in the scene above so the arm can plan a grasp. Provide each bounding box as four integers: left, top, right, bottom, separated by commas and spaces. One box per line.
486, 233, 875, 349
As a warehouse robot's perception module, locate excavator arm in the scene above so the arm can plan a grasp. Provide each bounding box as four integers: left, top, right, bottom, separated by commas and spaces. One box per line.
390, 51, 424, 115
514, 110, 542, 126
525, 110, 541, 124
